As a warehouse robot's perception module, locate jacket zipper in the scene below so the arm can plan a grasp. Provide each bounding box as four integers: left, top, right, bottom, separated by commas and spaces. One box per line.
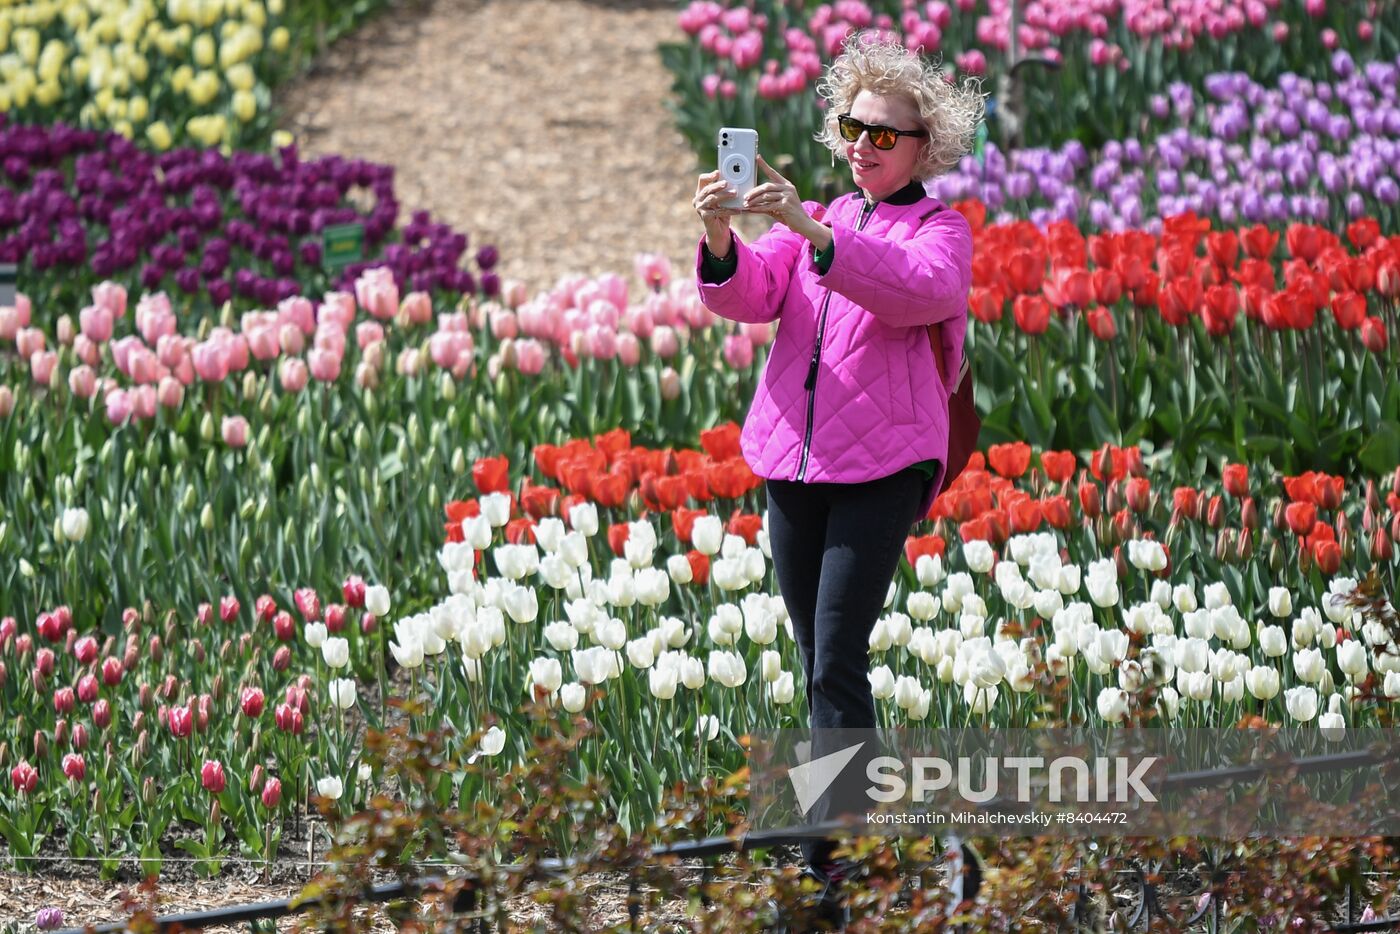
796, 196, 876, 482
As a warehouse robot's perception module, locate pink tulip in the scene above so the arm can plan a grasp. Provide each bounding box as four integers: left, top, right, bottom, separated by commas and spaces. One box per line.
240, 686, 265, 718
156, 334, 185, 368
222, 334, 250, 372
129, 347, 159, 385
279, 357, 308, 393
73, 334, 100, 367
396, 348, 422, 377
278, 296, 316, 334
53, 686, 75, 714
585, 324, 618, 360
0, 306, 24, 341
514, 339, 546, 375
489, 308, 519, 340
501, 279, 528, 309
355, 362, 379, 389
79, 305, 114, 343
130, 385, 157, 420
293, 587, 321, 622
56, 315, 75, 347
174, 355, 195, 385
92, 281, 127, 318
401, 291, 432, 326
77, 673, 98, 703
649, 326, 679, 358
30, 351, 58, 386
319, 291, 357, 329
429, 332, 467, 370
74, 635, 98, 665
248, 326, 280, 361
313, 327, 346, 358
261, 776, 282, 808
355, 267, 399, 320
220, 595, 240, 622
201, 759, 226, 794
157, 376, 184, 409
221, 415, 249, 448
68, 366, 98, 399
617, 332, 641, 367
15, 327, 44, 358
104, 388, 132, 425
741, 321, 774, 347
722, 333, 754, 369
101, 657, 122, 687
355, 322, 385, 349
278, 323, 305, 356
307, 348, 341, 383
192, 342, 230, 383
71, 722, 89, 750
361, 341, 385, 371
62, 752, 86, 782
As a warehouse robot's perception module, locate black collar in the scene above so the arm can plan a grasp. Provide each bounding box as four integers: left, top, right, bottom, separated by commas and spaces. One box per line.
858, 178, 925, 207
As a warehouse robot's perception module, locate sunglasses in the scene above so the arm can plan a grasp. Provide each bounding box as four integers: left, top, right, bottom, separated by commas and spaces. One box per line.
837, 113, 928, 150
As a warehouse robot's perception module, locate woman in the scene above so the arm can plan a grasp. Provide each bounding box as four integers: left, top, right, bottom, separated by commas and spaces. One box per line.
691, 30, 984, 917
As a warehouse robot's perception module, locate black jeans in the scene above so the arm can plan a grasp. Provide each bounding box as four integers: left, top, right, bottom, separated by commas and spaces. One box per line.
765, 463, 934, 868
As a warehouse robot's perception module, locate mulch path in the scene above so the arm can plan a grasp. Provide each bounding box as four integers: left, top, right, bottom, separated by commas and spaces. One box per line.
274, 0, 776, 300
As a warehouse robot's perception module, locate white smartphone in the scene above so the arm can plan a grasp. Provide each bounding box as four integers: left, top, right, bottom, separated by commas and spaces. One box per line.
717, 127, 759, 210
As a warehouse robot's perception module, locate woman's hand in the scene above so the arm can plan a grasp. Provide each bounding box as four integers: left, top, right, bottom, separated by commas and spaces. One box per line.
694, 169, 739, 257
741, 154, 808, 230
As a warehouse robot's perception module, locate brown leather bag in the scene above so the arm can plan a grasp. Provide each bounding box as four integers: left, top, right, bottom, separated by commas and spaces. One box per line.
926, 321, 979, 496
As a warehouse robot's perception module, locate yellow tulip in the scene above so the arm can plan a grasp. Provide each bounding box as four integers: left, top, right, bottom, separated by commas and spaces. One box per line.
269, 25, 288, 52
155, 29, 180, 56
225, 61, 253, 90
146, 120, 172, 150
79, 101, 97, 124
94, 85, 113, 112
71, 55, 88, 83
129, 54, 148, 81
232, 88, 255, 122
188, 69, 218, 106
270, 129, 292, 148
110, 66, 130, 91
192, 32, 214, 66
113, 119, 134, 139
129, 94, 148, 121
243, 1, 265, 28
104, 96, 127, 120
14, 27, 38, 64
170, 63, 192, 93
0, 88, 11, 111
34, 79, 60, 106
267, 0, 284, 14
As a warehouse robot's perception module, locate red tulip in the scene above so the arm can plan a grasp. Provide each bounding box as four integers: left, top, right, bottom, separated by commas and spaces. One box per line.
1361, 316, 1388, 353
1004, 249, 1043, 295
272, 645, 291, 671
1222, 463, 1249, 498
261, 777, 283, 809
1039, 450, 1076, 484
36, 647, 55, 677
1378, 259, 1400, 298
100, 656, 122, 687
94, 699, 111, 729
342, 574, 366, 608
1284, 502, 1317, 536
1125, 477, 1152, 514
62, 753, 86, 783
1346, 218, 1379, 251
76, 674, 98, 704
1172, 488, 1200, 519
11, 762, 38, 794
70, 723, 88, 750
1373, 529, 1394, 562
1157, 276, 1200, 326
1086, 306, 1116, 340
1313, 539, 1342, 575
1201, 285, 1238, 335
1284, 223, 1324, 263
472, 455, 511, 494
73, 635, 98, 665
987, 442, 1032, 479
53, 686, 75, 714
1012, 295, 1051, 335
240, 686, 265, 718
1239, 224, 1279, 260
1078, 480, 1102, 519
168, 704, 193, 739
1330, 292, 1366, 330
38, 612, 64, 642
274, 702, 304, 734
1205, 230, 1239, 269
219, 595, 240, 623
1205, 495, 1224, 528
686, 550, 710, 586
968, 286, 1002, 323
293, 588, 321, 623
196, 602, 213, 627
201, 759, 226, 794
1041, 495, 1071, 529
324, 603, 347, 633
273, 611, 295, 641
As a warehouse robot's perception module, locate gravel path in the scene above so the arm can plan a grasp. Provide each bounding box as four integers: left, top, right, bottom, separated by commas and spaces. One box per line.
274, 0, 775, 299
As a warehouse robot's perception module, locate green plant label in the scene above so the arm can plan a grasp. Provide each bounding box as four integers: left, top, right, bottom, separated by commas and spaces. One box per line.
322, 223, 365, 272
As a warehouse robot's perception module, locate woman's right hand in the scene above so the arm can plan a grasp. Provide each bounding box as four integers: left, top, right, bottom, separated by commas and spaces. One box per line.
694, 170, 738, 255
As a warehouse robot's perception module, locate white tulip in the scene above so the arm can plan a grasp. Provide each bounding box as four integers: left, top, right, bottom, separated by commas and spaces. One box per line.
761, 649, 782, 683
390, 635, 424, 668
304, 622, 328, 649
328, 678, 357, 709
743, 607, 778, 645
1181, 670, 1214, 702
529, 657, 563, 693
1383, 670, 1400, 700
1258, 625, 1288, 658
963, 681, 998, 713
560, 682, 587, 712
658, 616, 691, 648
968, 644, 1006, 689
958, 612, 986, 641
1006, 655, 1035, 693
634, 568, 670, 606
707, 650, 747, 688
538, 554, 574, 590
697, 714, 721, 741
1118, 659, 1145, 693
533, 516, 567, 553
1123, 603, 1156, 636
709, 557, 746, 590
1046, 643, 1069, 677
543, 620, 579, 652
1172, 583, 1198, 614
479, 492, 511, 528
364, 585, 391, 616
742, 547, 767, 584
1317, 622, 1337, 650
1176, 637, 1210, 674
1127, 539, 1166, 572
680, 655, 706, 690
868, 664, 896, 699
1096, 686, 1129, 722
769, 671, 795, 704
1156, 686, 1180, 721
623, 519, 657, 569
894, 675, 923, 710
1293, 647, 1325, 683
321, 636, 350, 669
907, 591, 940, 621
594, 617, 627, 651
649, 665, 678, 700
1027, 553, 1062, 591
1220, 676, 1244, 702
942, 572, 974, 614
568, 501, 599, 537
317, 776, 343, 800
691, 515, 723, 556
1149, 579, 1172, 611
461, 656, 483, 682
1284, 686, 1319, 722
1337, 640, 1368, 681
60, 507, 90, 543
573, 646, 615, 685
469, 725, 506, 764
1319, 709, 1346, 742
1245, 665, 1280, 700
492, 543, 537, 580
1202, 582, 1232, 610
1057, 563, 1082, 596
1182, 608, 1213, 641
626, 637, 656, 670
915, 553, 946, 587
559, 531, 590, 569
666, 553, 694, 584
1267, 586, 1292, 618
964, 540, 995, 573
1033, 588, 1064, 621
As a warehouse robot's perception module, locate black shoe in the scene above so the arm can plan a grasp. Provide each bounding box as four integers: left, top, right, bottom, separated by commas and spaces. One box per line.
803, 860, 853, 930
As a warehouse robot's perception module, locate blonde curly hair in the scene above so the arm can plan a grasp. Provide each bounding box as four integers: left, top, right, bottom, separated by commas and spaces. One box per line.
814, 31, 986, 182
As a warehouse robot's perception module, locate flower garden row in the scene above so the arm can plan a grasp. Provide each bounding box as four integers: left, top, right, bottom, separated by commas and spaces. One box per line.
0, 0, 395, 149
665, 0, 1399, 169
1, 430, 1397, 868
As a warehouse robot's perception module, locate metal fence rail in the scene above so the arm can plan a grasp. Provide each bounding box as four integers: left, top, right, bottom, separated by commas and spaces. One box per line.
51, 746, 1400, 934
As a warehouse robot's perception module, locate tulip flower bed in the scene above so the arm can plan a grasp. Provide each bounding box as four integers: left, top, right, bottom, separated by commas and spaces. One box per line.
1, 430, 1397, 871
0, 0, 393, 150
0, 121, 497, 318
931, 51, 1400, 231
663, 0, 1398, 197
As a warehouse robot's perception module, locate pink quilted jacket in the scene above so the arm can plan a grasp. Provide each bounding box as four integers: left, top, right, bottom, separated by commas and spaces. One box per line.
694, 190, 973, 520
